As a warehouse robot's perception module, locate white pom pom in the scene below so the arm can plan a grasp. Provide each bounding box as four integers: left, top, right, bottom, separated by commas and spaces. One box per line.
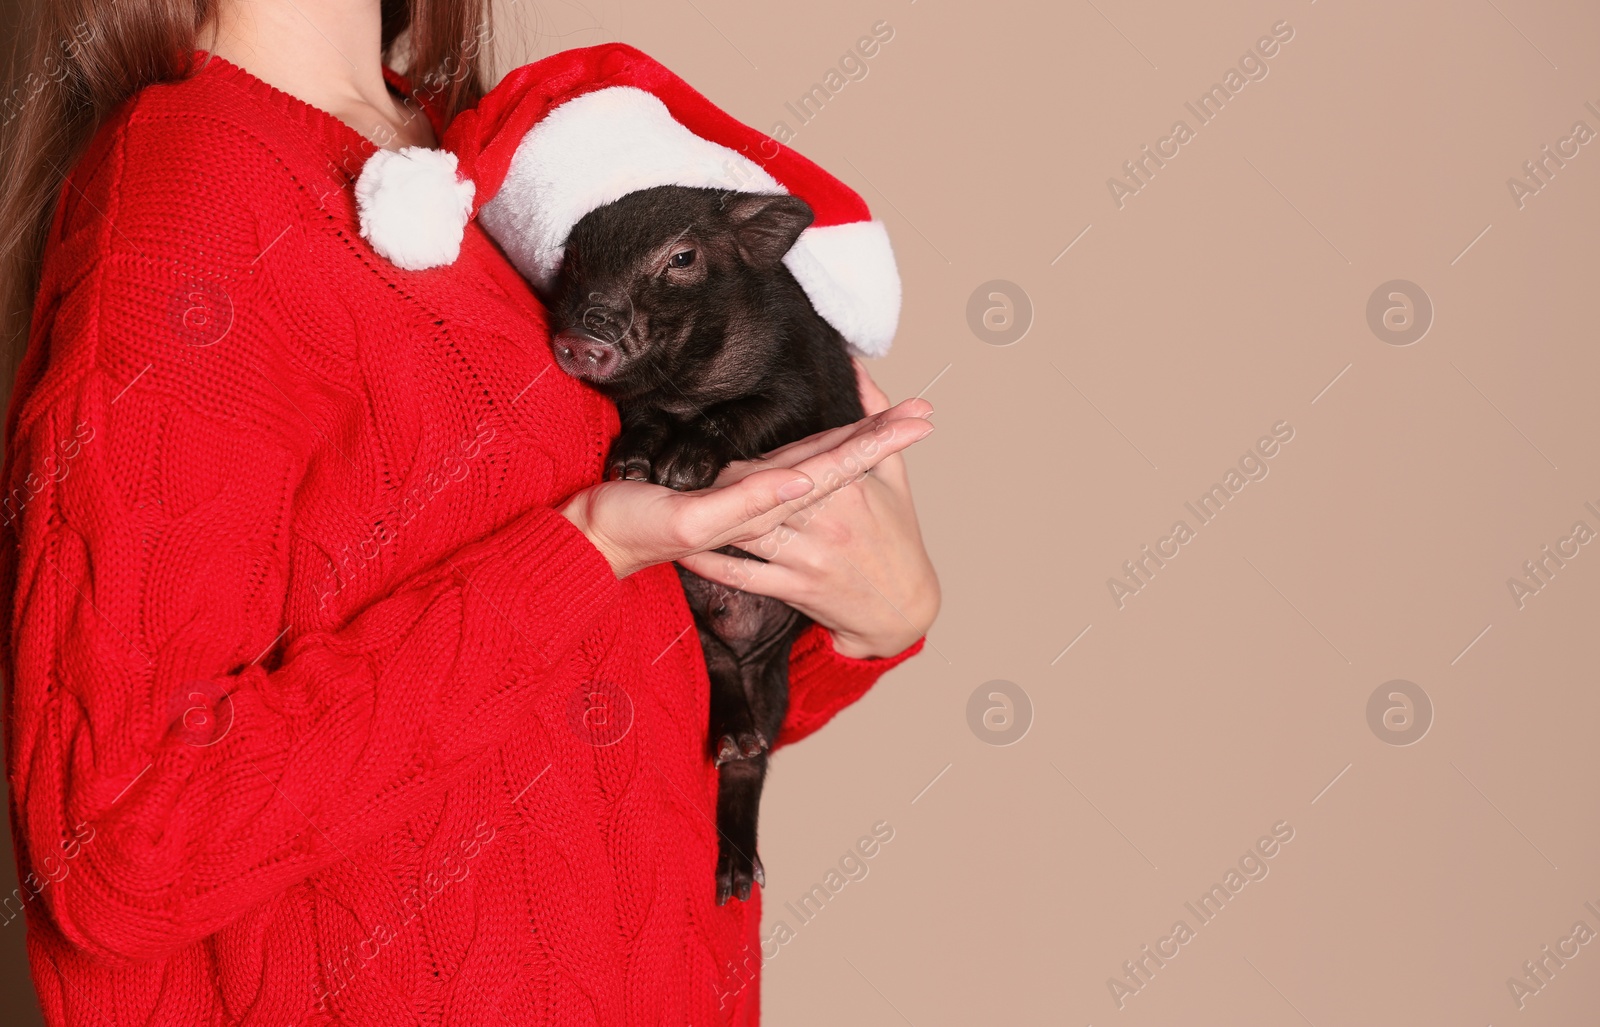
355, 147, 476, 271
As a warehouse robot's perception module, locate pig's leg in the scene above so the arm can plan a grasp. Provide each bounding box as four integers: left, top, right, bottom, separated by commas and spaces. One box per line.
650, 421, 734, 492
698, 393, 808, 458
744, 617, 802, 752
680, 567, 766, 765
715, 753, 768, 904
696, 619, 763, 767
651, 393, 803, 491
606, 407, 675, 482
680, 566, 799, 761
714, 633, 803, 904
701, 618, 767, 901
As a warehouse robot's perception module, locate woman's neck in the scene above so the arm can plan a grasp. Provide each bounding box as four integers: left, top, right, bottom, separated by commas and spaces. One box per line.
201, 0, 436, 149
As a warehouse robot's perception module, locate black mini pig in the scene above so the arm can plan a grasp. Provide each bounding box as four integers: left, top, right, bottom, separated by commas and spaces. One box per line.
544, 184, 864, 904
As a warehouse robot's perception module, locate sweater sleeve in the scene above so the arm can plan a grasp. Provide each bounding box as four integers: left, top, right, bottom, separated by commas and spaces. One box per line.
0, 118, 624, 963
777, 623, 925, 748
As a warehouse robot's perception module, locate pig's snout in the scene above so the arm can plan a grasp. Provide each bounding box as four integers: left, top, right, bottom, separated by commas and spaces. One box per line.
553, 328, 621, 380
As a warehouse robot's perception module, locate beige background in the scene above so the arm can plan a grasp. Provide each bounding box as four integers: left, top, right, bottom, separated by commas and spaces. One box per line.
6, 0, 1600, 1024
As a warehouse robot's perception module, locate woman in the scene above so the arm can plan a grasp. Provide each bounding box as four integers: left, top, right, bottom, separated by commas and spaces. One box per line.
0, 0, 938, 1023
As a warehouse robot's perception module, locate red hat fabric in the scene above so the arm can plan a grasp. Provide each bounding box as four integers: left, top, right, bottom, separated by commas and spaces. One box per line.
355, 43, 901, 357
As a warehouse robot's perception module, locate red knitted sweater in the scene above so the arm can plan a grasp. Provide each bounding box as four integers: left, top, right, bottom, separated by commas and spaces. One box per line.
0, 53, 923, 1026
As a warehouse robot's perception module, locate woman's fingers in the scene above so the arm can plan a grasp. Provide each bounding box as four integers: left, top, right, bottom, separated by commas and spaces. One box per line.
779, 412, 931, 503
674, 413, 932, 553
851, 359, 920, 492
669, 466, 816, 550
676, 547, 803, 599
718, 399, 933, 485
568, 390, 936, 579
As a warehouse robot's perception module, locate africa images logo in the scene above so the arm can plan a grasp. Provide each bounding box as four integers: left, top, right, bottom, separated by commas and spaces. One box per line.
566, 681, 634, 747
1106, 20, 1297, 209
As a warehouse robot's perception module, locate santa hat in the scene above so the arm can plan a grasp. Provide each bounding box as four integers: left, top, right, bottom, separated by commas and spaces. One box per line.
355, 43, 901, 357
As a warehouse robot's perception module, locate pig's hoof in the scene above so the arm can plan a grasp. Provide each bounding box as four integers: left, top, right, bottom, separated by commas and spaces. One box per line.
652, 440, 723, 492
606, 456, 652, 482
716, 849, 764, 905
660, 462, 717, 493
713, 730, 768, 766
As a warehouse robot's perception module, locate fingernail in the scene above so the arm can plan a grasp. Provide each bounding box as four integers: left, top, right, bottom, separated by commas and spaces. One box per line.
777, 477, 815, 501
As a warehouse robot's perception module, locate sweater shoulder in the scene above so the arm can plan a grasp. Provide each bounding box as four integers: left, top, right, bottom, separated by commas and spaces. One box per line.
56, 69, 346, 253
24, 72, 363, 452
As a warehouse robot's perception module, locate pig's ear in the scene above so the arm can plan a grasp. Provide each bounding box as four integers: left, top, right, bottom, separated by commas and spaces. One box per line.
723, 194, 814, 267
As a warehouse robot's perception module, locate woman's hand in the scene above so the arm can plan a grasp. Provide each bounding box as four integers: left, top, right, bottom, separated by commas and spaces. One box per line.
676, 360, 940, 660
560, 392, 935, 584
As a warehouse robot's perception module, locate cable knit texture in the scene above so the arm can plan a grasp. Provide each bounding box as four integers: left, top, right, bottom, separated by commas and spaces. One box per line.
0, 53, 924, 1027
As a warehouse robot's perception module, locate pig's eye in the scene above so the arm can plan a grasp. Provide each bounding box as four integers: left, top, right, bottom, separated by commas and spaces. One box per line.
668, 248, 697, 269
